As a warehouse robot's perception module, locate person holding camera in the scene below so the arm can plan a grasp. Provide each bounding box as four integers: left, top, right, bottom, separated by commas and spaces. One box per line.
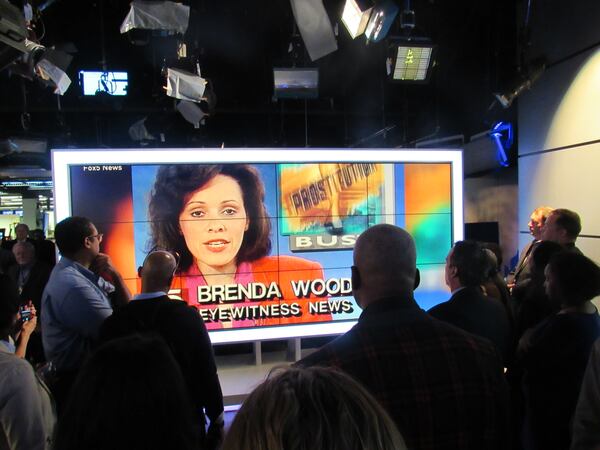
0, 274, 55, 450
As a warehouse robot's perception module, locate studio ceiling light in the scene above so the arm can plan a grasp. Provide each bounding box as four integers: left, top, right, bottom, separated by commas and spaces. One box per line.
289, 0, 337, 61
341, 0, 374, 39
365, 0, 399, 43
489, 121, 513, 167
387, 39, 436, 82
0, 0, 28, 71
493, 58, 546, 108
120, 1, 190, 35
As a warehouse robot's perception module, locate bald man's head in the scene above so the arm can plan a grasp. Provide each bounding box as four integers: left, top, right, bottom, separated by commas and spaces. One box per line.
140, 250, 177, 294
352, 224, 418, 307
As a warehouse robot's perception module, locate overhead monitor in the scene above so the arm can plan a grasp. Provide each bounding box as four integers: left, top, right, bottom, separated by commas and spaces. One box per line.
52, 148, 463, 343
273, 68, 319, 99
78, 70, 128, 96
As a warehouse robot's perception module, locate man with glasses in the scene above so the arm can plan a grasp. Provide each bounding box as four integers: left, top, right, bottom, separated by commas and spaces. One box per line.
99, 249, 224, 449
41, 216, 131, 413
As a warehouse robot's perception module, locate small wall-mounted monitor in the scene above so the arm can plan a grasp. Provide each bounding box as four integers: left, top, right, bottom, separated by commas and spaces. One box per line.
79, 71, 128, 96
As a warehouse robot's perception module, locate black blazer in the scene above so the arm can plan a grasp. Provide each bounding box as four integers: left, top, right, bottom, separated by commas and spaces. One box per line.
99, 295, 224, 428
429, 286, 514, 365
7, 261, 52, 310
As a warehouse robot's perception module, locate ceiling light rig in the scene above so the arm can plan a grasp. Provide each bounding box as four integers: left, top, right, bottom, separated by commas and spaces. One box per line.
289, 0, 337, 61
365, 0, 399, 44
385, 0, 436, 83
493, 58, 546, 109
341, 0, 374, 39
120, 1, 217, 134
0, 0, 73, 94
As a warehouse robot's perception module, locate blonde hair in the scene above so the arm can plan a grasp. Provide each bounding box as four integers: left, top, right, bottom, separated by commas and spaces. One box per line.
532, 206, 554, 222
222, 366, 407, 450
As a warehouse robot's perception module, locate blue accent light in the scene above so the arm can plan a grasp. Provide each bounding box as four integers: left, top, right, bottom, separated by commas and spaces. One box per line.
490, 121, 513, 167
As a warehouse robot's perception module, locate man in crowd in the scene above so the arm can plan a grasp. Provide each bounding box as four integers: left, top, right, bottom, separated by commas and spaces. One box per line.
2, 223, 34, 252
507, 206, 553, 289
8, 241, 52, 364
41, 216, 130, 411
99, 250, 224, 449
31, 229, 57, 267
429, 240, 513, 365
297, 224, 509, 450
541, 208, 582, 252
9, 241, 51, 311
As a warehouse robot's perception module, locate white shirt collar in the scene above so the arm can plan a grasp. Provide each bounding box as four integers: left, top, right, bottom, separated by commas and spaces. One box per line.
132, 291, 168, 301
450, 286, 467, 296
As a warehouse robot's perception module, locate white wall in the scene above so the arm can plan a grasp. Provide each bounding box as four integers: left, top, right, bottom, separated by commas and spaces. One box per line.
518, 1, 600, 263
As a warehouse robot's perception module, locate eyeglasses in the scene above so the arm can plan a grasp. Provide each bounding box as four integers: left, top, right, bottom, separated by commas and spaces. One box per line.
87, 233, 103, 243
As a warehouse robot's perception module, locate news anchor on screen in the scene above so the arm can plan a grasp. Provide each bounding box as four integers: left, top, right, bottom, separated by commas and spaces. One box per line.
147, 164, 330, 329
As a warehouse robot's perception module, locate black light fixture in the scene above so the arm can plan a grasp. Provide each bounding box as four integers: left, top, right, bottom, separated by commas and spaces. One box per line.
385, 0, 436, 83
493, 58, 546, 108
0, 0, 28, 71
365, 0, 399, 44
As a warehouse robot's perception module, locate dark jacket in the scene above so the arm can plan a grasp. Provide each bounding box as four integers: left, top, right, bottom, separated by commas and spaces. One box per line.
99, 295, 224, 431
298, 297, 510, 450
428, 286, 513, 365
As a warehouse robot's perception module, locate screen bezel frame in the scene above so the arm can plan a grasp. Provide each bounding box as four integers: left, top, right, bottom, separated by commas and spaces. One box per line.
52, 148, 464, 343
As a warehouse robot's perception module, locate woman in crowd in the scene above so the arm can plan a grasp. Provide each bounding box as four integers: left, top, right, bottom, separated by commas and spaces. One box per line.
148, 164, 329, 327
481, 244, 514, 325
222, 366, 407, 450
518, 251, 600, 450
53, 334, 199, 450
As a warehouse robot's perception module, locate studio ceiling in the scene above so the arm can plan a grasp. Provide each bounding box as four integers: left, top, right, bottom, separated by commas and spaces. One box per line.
0, 0, 519, 177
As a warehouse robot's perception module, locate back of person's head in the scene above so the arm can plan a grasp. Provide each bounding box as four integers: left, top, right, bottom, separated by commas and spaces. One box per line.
54, 216, 94, 257
547, 252, 600, 307
53, 334, 199, 450
222, 366, 406, 450
352, 224, 418, 302
482, 242, 503, 272
530, 240, 564, 278
0, 275, 19, 338
140, 250, 178, 293
551, 209, 582, 240
31, 229, 45, 241
449, 240, 490, 287
482, 248, 499, 279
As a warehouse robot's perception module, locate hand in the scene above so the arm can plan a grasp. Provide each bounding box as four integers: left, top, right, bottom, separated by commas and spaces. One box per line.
19, 302, 37, 337
90, 253, 117, 278
21, 314, 37, 337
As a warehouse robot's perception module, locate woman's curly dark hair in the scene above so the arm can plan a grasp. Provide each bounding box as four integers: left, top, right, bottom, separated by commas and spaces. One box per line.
148, 164, 272, 272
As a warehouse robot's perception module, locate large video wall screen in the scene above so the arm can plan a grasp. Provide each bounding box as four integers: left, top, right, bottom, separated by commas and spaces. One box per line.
52, 149, 463, 343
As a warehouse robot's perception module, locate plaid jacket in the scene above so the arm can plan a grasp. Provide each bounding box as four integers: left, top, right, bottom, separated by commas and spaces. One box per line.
297, 297, 510, 450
